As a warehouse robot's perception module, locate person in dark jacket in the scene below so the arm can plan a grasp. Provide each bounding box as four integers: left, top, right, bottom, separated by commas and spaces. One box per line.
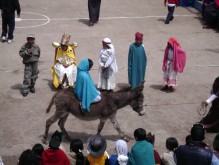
1, 0, 21, 43
19, 34, 40, 97
200, 76, 219, 132
88, 0, 101, 26
175, 123, 215, 165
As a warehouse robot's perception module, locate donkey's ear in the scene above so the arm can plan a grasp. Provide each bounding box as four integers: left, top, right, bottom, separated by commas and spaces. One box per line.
138, 81, 144, 90
139, 81, 145, 87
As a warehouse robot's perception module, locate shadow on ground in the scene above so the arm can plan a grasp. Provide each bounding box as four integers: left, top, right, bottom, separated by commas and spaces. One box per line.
78, 19, 90, 26
42, 78, 59, 92
150, 84, 164, 91
40, 131, 134, 144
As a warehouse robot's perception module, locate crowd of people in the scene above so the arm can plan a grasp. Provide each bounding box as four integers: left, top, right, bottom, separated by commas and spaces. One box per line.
4, 124, 218, 165
201, 0, 219, 29
1, 0, 219, 164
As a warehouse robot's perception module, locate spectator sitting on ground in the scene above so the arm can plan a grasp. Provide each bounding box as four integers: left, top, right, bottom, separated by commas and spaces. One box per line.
146, 132, 162, 165
41, 130, 70, 165
86, 134, 109, 165
175, 123, 215, 165
109, 139, 129, 165
18, 149, 40, 165
185, 135, 192, 145
161, 137, 178, 165
202, 0, 215, 17
127, 128, 155, 165
32, 143, 44, 162
0, 156, 4, 165
212, 132, 219, 163
203, 0, 219, 29
67, 138, 85, 165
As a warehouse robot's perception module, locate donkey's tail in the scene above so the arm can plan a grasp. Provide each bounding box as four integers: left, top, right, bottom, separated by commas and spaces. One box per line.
46, 94, 56, 113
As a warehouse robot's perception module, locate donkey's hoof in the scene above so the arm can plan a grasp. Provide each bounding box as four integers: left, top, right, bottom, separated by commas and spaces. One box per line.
65, 136, 72, 141
122, 136, 129, 142
42, 138, 48, 144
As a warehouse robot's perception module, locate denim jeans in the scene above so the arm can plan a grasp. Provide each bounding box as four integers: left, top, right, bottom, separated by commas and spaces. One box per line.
165, 6, 175, 24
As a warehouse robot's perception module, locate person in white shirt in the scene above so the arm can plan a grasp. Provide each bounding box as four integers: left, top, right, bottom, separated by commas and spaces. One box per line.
97, 38, 118, 91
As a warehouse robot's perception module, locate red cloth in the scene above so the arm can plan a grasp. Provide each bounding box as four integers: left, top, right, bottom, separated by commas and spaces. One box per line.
168, 0, 179, 4
154, 150, 161, 164
41, 148, 70, 165
215, 0, 219, 7
162, 37, 186, 73
135, 32, 143, 41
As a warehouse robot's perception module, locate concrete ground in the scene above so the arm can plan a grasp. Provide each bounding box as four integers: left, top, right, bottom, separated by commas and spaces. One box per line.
0, 0, 219, 164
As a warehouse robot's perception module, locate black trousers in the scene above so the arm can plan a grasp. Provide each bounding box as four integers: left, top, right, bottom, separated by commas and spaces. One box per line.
1, 11, 15, 39
88, 0, 101, 23
165, 6, 175, 24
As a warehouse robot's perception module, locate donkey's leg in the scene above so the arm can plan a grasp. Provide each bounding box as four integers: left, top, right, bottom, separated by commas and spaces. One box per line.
109, 114, 127, 141
97, 118, 107, 134
58, 114, 71, 140
43, 113, 60, 144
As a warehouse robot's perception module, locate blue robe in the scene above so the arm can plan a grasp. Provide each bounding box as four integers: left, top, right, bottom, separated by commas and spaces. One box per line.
128, 43, 147, 89
127, 141, 155, 165
74, 59, 99, 112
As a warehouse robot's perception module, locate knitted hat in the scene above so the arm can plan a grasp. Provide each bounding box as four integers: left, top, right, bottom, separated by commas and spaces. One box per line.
135, 32, 143, 41
49, 130, 64, 149
213, 132, 219, 150
87, 135, 107, 157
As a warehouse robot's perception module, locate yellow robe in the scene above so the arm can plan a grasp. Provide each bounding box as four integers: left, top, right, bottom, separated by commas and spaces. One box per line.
51, 44, 77, 88
87, 152, 108, 165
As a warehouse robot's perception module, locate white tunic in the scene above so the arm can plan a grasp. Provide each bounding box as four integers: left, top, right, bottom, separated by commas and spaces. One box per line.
54, 55, 77, 87
97, 44, 118, 90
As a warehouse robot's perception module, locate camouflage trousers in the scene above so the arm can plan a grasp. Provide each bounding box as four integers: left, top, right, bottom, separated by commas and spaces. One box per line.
22, 62, 39, 94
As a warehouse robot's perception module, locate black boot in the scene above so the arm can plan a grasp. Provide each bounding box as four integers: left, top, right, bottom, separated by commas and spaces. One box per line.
30, 88, 35, 93
161, 85, 169, 91
22, 92, 28, 97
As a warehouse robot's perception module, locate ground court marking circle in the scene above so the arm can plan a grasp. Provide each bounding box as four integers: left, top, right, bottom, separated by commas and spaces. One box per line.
15, 12, 50, 28
1, 13, 195, 28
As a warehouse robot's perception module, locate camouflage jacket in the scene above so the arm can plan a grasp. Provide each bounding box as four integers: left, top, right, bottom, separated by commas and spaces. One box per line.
19, 43, 40, 64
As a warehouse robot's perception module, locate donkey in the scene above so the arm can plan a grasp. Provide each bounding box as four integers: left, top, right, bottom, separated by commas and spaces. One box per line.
43, 83, 145, 143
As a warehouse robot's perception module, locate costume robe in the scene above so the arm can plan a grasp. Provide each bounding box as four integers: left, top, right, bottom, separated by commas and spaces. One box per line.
128, 140, 155, 165
74, 59, 100, 112
98, 44, 118, 90
128, 43, 147, 89
51, 45, 77, 88
41, 148, 70, 165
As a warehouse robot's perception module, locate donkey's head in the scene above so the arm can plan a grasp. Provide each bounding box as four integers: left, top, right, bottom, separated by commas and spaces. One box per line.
130, 82, 145, 116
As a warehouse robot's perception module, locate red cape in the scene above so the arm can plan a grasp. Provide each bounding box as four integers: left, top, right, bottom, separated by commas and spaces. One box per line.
41, 148, 70, 165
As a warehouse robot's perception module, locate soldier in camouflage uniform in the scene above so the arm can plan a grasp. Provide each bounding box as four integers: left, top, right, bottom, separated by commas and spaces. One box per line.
19, 34, 40, 97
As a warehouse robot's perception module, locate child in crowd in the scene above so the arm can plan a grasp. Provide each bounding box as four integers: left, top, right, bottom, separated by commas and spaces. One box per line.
68, 138, 85, 165
212, 132, 219, 163
86, 134, 109, 165
128, 128, 155, 165
161, 137, 178, 165
146, 132, 162, 165
41, 130, 70, 165
109, 139, 129, 165
0, 156, 4, 165
18, 149, 40, 165
32, 143, 44, 161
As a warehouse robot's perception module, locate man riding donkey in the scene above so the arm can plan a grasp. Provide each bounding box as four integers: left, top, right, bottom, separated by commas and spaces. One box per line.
51, 33, 77, 89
